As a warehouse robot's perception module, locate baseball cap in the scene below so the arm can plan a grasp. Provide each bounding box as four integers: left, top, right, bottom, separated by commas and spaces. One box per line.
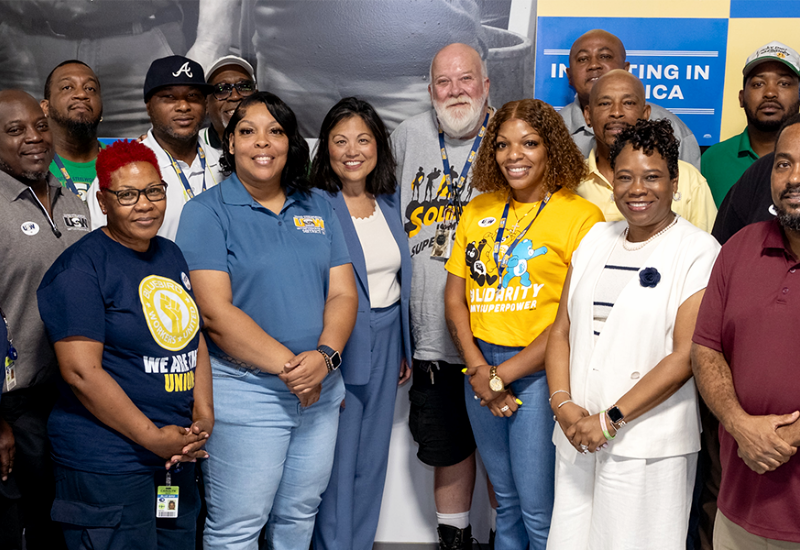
743, 41, 800, 78
205, 55, 257, 84
143, 55, 213, 102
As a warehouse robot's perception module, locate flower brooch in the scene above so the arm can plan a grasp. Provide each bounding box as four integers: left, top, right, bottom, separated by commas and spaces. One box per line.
639, 267, 661, 288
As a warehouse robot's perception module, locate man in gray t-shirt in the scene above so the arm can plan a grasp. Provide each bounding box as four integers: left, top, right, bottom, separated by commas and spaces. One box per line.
393, 43, 492, 550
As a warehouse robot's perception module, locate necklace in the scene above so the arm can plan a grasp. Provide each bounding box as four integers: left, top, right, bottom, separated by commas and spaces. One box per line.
622, 214, 678, 251
508, 198, 540, 236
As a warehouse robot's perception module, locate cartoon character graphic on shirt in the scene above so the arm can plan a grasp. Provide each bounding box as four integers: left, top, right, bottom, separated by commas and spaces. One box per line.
465, 238, 497, 286
502, 239, 547, 288
405, 165, 471, 240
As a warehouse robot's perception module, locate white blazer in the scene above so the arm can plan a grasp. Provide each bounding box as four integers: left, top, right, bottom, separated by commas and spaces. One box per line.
553, 217, 720, 460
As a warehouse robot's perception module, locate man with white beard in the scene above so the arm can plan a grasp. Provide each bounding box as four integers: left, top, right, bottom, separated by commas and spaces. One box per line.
392, 43, 493, 550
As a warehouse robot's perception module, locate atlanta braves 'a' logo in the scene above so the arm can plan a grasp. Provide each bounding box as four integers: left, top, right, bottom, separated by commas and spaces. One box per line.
172, 62, 193, 78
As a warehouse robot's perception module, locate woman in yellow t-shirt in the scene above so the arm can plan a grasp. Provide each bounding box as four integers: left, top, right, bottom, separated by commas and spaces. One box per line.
444, 99, 604, 550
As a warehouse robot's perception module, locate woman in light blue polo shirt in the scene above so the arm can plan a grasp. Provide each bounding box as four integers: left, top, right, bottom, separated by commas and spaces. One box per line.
175, 92, 358, 550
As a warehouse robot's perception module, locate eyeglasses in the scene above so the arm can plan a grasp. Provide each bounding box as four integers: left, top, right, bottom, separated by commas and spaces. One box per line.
104, 183, 168, 205
212, 81, 256, 100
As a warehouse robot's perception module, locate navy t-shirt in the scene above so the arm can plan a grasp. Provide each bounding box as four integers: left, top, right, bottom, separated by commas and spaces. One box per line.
38, 230, 202, 473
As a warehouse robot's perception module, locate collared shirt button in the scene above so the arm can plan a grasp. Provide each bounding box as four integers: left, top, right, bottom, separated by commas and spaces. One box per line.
783, 287, 789, 294
631, 371, 640, 379
278, 221, 282, 226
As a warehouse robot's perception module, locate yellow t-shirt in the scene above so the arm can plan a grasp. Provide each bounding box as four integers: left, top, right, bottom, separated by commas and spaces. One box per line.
446, 188, 604, 347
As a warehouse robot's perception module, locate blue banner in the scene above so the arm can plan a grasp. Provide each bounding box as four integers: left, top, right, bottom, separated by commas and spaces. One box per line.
534, 17, 729, 145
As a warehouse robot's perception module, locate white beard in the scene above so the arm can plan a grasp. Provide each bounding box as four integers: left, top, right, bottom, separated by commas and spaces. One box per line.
433, 94, 486, 139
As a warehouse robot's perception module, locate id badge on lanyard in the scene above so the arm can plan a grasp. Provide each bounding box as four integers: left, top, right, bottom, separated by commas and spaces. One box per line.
430, 112, 489, 260
156, 469, 180, 518
1, 307, 18, 391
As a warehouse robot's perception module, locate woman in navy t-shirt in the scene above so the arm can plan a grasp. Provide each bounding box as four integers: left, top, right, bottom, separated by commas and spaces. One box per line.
38, 140, 214, 550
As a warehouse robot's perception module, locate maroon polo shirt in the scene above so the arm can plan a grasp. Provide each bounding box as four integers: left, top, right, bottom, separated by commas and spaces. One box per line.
694, 219, 800, 542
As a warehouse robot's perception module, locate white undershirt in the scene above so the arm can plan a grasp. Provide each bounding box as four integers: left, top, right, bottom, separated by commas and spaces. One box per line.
352, 202, 402, 308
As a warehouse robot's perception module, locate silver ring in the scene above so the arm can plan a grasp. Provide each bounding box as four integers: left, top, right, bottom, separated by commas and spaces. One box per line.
582, 450, 590, 455
500, 405, 510, 412
580, 444, 588, 451
474, 395, 480, 400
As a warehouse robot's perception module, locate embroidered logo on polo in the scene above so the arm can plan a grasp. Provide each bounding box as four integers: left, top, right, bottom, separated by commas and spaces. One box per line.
139, 275, 200, 352
21, 222, 39, 236
63, 214, 89, 231
293, 215, 326, 234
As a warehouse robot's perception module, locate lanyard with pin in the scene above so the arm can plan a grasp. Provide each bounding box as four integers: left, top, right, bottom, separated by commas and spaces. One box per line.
437, 112, 490, 222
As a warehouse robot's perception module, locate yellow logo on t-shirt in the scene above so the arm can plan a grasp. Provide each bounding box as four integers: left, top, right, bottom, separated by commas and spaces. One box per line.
139, 275, 200, 352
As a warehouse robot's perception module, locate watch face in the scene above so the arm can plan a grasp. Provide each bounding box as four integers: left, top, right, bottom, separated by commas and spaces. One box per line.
330, 351, 342, 369
607, 407, 624, 423
489, 377, 504, 392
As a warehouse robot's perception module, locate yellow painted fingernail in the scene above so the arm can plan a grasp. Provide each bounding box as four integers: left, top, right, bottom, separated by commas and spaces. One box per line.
461, 368, 467, 374
516, 399, 523, 405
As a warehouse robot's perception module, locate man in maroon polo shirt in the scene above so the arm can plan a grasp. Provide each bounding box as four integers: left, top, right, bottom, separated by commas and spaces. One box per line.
692, 112, 800, 549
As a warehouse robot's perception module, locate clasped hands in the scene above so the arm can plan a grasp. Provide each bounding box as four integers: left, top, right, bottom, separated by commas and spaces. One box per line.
279, 350, 328, 408
553, 400, 610, 454
464, 364, 519, 418
731, 410, 800, 475
154, 419, 212, 470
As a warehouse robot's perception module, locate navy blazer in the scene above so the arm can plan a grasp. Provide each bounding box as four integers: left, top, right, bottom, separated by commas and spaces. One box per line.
322, 189, 412, 386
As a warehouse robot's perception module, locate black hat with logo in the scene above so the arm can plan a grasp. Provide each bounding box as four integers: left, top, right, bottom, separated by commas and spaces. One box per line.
143, 55, 213, 102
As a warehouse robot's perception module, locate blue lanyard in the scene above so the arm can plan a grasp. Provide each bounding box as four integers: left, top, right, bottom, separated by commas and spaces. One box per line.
0, 306, 17, 364
437, 112, 489, 221
52, 154, 80, 196
165, 145, 207, 200
492, 193, 550, 289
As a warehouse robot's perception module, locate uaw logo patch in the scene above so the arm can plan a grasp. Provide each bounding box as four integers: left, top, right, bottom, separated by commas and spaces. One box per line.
293, 215, 326, 234
139, 275, 200, 352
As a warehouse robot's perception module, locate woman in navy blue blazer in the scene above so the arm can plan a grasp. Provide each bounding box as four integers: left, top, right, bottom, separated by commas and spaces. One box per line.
311, 97, 412, 550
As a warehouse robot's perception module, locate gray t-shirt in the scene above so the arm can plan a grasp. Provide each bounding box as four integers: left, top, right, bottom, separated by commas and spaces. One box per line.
0, 172, 90, 392
559, 96, 702, 170
392, 109, 484, 363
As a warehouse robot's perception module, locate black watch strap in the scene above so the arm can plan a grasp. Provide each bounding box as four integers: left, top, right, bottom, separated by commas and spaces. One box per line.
317, 345, 341, 371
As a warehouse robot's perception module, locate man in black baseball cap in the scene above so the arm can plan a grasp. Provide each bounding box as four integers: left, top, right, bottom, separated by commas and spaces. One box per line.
87, 55, 224, 240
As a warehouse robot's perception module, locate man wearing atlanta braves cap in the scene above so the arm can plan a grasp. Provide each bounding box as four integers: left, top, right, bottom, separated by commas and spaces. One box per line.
87, 55, 225, 241
703, 41, 800, 208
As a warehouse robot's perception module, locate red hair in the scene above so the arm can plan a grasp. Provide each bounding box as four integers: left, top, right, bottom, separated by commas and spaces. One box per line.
96, 140, 162, 189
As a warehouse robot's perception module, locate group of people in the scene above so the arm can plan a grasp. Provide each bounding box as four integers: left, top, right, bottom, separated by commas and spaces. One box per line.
2, 22, 800, 550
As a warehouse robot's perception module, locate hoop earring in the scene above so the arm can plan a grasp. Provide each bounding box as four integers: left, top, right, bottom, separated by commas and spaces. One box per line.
673, 191, 682, 202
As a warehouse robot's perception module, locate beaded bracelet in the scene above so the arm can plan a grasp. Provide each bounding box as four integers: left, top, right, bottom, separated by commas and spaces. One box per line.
600, 410, 615, 441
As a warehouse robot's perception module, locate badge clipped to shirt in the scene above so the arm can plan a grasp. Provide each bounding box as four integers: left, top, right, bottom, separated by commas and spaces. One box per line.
430, 224, 454, 259
156, 471, 179, 518
2, 307, 17, 391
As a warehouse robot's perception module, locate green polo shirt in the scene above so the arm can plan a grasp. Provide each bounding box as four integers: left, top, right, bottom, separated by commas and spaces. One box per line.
48, 142, 107, 202
701, 128, 759, 207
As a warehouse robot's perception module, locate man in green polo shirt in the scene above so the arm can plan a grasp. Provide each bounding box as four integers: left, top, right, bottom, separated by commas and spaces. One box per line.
702, 41, 800, 207
40, 60, 104, 202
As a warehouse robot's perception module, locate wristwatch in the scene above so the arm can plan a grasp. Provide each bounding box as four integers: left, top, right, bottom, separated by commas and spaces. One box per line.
607, 404, 626, 431
488, 365, 505, 392
317, 345, 342, 372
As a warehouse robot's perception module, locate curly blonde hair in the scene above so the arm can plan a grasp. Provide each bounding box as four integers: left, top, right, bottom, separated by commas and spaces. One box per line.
471, 99, 588, 195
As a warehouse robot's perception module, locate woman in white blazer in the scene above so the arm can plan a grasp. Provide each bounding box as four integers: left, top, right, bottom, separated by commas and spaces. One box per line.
545, 119, 720, 550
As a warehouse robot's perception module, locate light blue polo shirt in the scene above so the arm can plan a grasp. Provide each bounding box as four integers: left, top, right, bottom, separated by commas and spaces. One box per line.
175, 174, 350, 356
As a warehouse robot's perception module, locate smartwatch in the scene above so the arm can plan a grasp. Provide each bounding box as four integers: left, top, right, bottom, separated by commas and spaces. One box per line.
488, 365, 505, 392
607, 404, 626, 430
317, 345, 342, 372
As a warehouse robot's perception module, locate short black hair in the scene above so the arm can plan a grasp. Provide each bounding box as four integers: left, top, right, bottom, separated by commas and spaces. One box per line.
220, 91, 311, 195
776, 112, 800, 143
610, 118, 680, 180
311, 97, 397, 196
43, 60, 93, 101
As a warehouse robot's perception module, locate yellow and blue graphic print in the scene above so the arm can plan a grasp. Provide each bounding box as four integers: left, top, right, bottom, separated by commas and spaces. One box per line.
139, 275, 201, 393
294, 215, 326, 234
404, 164, 473, 243
464, 229, 548, 314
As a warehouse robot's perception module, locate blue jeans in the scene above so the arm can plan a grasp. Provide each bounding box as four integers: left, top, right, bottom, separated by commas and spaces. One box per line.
465, 340, 555, 550
202, 356, 345, 550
